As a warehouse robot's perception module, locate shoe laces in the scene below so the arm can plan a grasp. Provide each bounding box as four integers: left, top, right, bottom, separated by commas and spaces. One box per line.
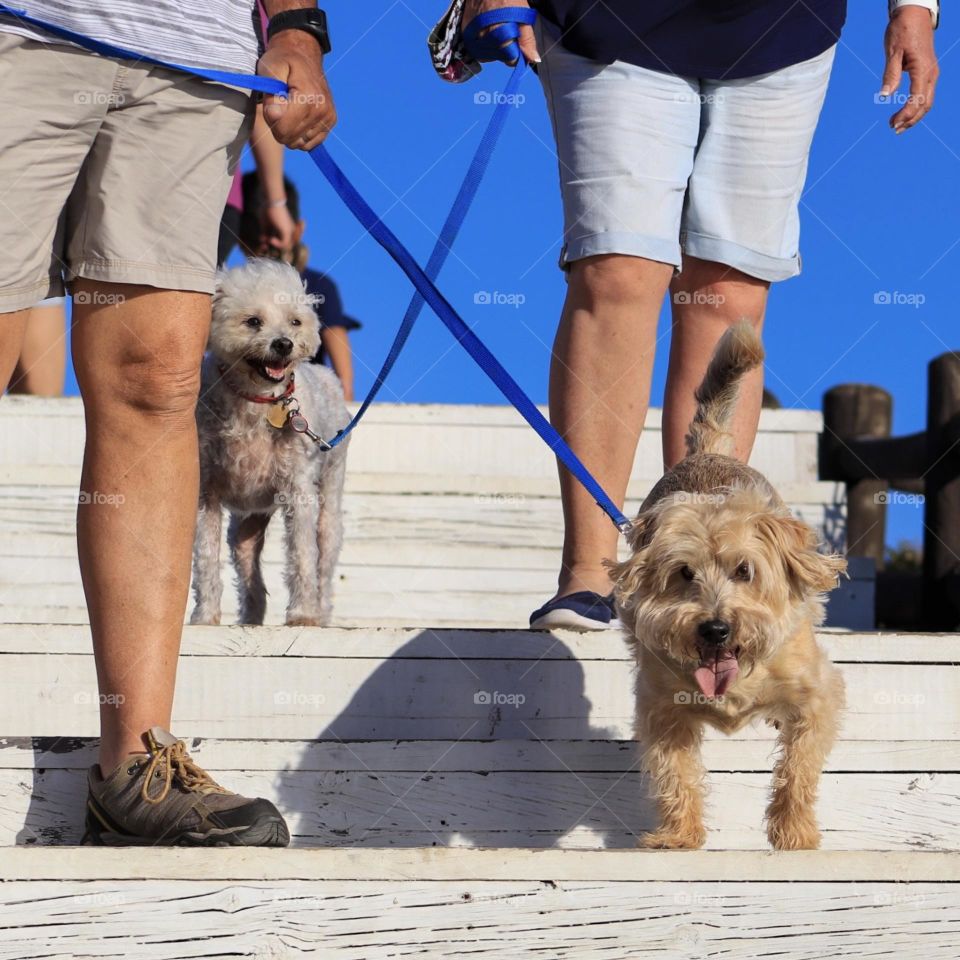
140, 739, 230, 805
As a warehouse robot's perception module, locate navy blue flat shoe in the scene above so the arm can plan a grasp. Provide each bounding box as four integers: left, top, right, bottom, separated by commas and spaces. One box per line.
529, 591, 618, 632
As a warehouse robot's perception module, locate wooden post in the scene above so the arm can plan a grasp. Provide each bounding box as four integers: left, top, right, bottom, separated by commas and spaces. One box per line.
822, 385, 893, 571
923, 352, 960, 631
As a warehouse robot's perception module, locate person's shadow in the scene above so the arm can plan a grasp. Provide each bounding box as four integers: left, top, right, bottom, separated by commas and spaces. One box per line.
12, 632, 654, 848
274, 629, 654, 849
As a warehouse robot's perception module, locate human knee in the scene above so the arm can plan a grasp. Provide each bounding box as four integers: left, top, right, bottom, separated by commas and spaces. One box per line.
84, 337, 203, 422
571, 254, 661, 307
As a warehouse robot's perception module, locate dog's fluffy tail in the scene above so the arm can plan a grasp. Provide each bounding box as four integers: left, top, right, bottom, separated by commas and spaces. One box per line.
685, 322, 765, 457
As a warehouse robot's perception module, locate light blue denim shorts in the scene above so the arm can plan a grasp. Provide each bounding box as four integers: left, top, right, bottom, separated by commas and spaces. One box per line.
535, 19, 836, 282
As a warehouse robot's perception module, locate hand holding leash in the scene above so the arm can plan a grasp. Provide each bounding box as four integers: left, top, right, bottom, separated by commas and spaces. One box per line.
463, 1, 540, 65
259, 24, 337, 149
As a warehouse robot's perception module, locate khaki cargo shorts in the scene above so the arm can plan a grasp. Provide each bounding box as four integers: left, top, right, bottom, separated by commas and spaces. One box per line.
0, 33, 253, 312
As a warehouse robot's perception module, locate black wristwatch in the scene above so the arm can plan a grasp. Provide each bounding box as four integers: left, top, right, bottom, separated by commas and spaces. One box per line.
267, 8, 332, 55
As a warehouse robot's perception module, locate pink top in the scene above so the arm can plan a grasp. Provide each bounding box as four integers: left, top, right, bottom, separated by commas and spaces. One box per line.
226, 4, 272, 214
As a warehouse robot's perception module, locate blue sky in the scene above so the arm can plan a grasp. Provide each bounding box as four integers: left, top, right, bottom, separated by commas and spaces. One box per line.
67, 3, 958, 545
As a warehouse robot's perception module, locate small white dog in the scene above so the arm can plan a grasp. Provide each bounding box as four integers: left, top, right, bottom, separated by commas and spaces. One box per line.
191, 259, 350, 627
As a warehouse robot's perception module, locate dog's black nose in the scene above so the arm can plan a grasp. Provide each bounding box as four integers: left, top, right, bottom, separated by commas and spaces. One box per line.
271, 337, 294, 357
698, 619, 731, 646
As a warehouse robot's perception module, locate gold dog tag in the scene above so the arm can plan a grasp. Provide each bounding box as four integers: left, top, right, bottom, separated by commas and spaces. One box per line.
266, 404, 289, 429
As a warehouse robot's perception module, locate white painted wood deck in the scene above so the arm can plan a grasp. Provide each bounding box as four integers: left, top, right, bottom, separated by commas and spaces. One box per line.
1, 398, 950, 959
0, 397, 866, 628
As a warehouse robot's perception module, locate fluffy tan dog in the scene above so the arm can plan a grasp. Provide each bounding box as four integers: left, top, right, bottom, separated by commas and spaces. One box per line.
609, 323, 845, 851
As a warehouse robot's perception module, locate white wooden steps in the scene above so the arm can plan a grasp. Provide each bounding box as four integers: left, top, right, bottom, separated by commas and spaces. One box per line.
2, 625, 957, 852
0, 397, 870, 628
3, 398, 941, 958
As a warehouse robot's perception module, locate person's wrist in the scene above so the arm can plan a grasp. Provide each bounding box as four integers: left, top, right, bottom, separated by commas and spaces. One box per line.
266, 27, 324, 58
888, 0, 939, 29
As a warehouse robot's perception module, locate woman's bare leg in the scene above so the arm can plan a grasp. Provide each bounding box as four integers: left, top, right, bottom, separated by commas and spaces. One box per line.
550, 254, 674, 600
663, 256, 769, 468
8, 301, 67, 396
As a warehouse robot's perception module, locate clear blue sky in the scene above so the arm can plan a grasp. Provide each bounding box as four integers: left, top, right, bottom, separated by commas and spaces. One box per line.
65, 3, 957, 545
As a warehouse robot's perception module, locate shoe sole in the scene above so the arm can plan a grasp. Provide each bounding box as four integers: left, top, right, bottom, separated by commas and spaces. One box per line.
530, 609, 621, 632
82, 804, 291, 848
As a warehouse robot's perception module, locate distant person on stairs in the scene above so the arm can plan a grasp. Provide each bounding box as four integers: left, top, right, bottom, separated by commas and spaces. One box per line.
453, 0, 940, 631
0, 0, 337, 845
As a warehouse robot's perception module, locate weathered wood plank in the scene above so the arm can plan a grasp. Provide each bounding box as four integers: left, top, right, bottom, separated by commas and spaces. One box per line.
2, 847, 956, 881
7, 769, 960, 850
0, 654, 951, 740
0, 398, 824, 485
0, 880, 957, 960
4, 737, 957, 773
0, 623, 953, 661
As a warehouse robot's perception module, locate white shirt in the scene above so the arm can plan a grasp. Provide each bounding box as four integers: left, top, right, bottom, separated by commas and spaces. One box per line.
0, 1, 262, 73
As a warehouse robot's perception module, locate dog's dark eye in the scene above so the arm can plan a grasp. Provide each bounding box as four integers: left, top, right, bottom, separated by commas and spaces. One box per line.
733, 561, 752, 582
290, 318, 302, 327
680, 565, 696, 582
245, 316, 262, 329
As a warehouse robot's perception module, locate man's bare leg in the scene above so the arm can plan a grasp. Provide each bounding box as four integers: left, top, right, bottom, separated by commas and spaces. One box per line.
549, 254, 674, 600
71, 280, 210, 777
663, 256, 769, 468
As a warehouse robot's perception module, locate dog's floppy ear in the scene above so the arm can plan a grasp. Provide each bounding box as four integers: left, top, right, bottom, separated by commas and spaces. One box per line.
758, 513, 846, 598
604, 513, 654, 605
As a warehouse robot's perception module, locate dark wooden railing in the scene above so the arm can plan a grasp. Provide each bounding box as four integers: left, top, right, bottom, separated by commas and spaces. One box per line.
820, 351, 960, 631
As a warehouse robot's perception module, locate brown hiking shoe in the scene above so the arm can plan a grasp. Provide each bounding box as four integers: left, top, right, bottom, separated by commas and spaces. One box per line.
82, 727, 289, 847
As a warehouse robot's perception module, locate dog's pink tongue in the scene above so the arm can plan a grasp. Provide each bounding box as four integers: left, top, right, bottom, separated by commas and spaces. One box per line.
266, 364, 287, 379
693, 650, 739, 699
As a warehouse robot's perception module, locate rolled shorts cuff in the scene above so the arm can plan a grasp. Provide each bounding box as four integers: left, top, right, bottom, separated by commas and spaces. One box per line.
68, 259, 216, 295
0, 276, 64, 314
681, 233, 801, 283
561, 232, 682, 270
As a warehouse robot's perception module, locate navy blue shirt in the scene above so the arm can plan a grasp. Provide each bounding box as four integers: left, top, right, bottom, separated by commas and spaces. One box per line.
531, 1, 847, 80
302, 269, 361, 332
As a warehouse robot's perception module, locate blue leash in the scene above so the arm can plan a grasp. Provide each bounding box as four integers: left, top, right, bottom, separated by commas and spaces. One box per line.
0, 4, 631, 532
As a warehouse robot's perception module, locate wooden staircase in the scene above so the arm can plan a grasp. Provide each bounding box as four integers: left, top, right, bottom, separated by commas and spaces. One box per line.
2, 398, 955, 959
